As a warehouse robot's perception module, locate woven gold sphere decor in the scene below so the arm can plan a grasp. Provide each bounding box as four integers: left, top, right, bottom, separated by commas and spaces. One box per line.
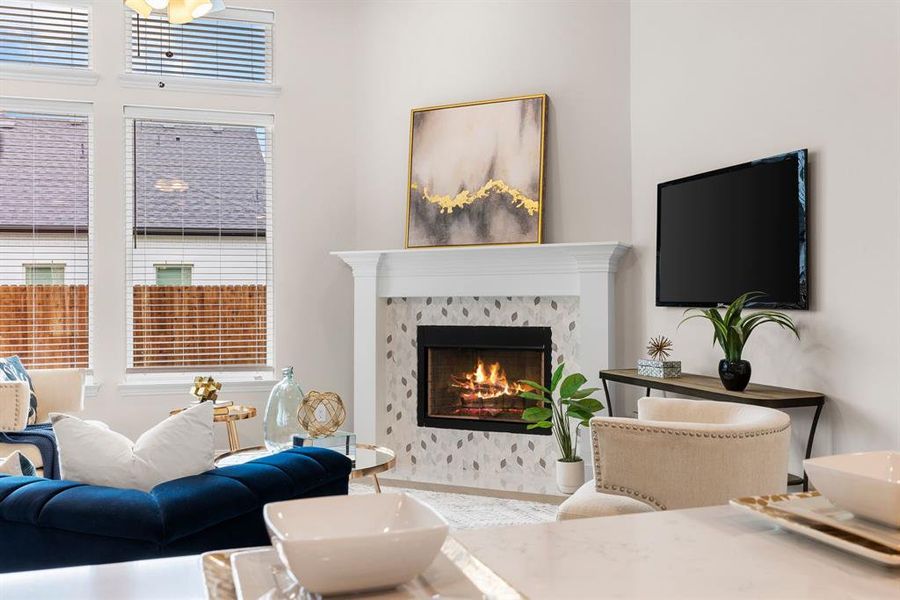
297, 391, 346, 438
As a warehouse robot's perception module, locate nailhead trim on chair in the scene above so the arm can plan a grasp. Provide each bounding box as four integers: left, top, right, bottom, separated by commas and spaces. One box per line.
0, 383, 24, 429
594, 482, 667, 511
591, 421, 790, 439
590, 420, 791, 512
15, 385, 22, 426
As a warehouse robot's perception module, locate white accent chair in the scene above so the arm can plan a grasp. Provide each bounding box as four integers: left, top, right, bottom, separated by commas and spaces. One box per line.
0, 369, 86, 474
557, 396, 791, 520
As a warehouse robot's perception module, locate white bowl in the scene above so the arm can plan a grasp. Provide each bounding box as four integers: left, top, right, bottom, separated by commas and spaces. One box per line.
263, 492, 449, 595
804, 451, 900, 528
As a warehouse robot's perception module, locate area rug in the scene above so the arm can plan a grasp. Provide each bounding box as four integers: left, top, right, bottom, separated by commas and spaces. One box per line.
349, 482, 558, 529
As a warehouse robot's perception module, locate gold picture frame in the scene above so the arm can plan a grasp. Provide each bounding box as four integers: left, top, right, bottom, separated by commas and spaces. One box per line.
405, 94, 547, 249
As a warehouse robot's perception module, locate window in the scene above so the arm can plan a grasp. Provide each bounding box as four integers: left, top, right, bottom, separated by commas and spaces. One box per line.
125, 108, 273, 372
0, 0, 90, 68
25, 263, 65, 285
126, 8, 272, 84
155, 264, 191, 286
0, 105, 91, 369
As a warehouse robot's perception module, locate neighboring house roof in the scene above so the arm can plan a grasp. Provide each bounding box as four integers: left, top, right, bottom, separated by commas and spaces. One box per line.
0, 115, 267, 235
0, 115, 89, 231
134, 121, 267, 235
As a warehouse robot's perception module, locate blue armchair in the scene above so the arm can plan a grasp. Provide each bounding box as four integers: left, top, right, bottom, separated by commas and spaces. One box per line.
0, 447, 352, 573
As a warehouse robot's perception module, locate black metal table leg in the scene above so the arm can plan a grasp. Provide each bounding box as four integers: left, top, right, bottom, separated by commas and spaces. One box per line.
802, 402, 824, 492
602, 378, 613, 418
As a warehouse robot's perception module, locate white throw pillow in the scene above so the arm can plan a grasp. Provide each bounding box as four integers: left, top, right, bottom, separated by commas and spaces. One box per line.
51, 402, 215, 492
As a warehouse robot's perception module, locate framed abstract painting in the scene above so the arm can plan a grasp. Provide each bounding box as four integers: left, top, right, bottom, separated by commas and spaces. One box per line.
405, 94, 547, 248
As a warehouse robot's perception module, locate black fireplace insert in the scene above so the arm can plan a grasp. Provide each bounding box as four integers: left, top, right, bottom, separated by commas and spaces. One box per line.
416, 325, 552, 435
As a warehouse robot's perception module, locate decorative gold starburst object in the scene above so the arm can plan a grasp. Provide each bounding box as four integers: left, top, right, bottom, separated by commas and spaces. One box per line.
297, 391, 346, 438
190, 376, 222, 402
646, 336, 674, 361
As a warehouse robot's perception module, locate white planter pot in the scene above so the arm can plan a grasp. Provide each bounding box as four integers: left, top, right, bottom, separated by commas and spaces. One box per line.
556, 458, 585, 494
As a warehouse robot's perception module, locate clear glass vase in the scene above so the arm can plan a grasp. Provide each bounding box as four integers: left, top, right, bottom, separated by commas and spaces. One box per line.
264, 366, 305, 451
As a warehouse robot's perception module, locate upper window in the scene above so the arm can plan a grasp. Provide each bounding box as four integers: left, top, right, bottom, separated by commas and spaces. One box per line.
0, 108, 91, 369
126, 9, 272, 84
0, 1, 90, 69
125, 111, 273, 372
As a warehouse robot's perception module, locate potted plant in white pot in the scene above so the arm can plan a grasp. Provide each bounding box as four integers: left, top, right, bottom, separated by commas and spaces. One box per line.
517, 364, 604, 494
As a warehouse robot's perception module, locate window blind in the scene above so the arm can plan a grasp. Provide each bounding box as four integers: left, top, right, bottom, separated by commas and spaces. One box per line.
126, 10, 272, 83
125, 115, 273, 372
0, 1, 90, 68
0, 108, 91, 369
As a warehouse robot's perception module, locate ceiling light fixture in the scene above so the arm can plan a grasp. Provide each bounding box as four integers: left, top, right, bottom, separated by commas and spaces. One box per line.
123, 0, 225, 25
191, 0, 214, 19
124, 0, 153, 18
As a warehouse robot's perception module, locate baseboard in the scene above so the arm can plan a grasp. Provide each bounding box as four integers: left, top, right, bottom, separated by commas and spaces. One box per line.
363, 476, 566, 505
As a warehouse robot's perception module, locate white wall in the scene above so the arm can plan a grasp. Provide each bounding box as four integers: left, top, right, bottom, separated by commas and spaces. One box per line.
351, 0, 632, 250
625, 0, 900, 468
1, 0, 358, 448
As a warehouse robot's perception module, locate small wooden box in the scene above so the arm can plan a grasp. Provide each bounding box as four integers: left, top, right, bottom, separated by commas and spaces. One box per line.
637, 359, 682, 378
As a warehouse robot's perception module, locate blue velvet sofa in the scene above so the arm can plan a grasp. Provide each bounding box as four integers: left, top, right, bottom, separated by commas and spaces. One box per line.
0, 447, 352, 573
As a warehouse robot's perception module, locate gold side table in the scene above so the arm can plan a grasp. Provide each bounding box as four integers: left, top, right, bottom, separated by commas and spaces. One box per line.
350, 443, 396, 493
170, 404, 257, 452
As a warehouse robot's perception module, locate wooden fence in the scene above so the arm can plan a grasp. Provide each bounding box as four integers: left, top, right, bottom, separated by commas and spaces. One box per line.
132, 284, 268, 368
0, 285, 89, 368
0, 284, 267, 369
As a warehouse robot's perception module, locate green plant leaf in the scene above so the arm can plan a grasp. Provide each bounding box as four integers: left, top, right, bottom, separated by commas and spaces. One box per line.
677, 310, 710, 330
723, 291, 765, 327
723, 293, 746, 326
730, 324, 745, 353
522, 406, 553, 422
518, 391, 548, 402
569, 387, 600, 399
705, 310, 730, 354
567, 406, 595, 422
740, 310, 800, 343
526, 421, 553, 430
550, 363, 565, 392
559, 373, 587, 398
570, 398, 604, 413
518, 379, 551, 395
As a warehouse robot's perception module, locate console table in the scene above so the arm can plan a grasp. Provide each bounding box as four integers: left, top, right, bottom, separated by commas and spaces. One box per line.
599, 369, 824, 490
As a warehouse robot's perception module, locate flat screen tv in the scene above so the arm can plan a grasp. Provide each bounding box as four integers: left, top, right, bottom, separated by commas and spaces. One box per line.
656, 149, 808, 309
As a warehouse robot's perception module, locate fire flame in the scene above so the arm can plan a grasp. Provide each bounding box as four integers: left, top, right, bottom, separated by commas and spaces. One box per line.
450, 358, 530, 402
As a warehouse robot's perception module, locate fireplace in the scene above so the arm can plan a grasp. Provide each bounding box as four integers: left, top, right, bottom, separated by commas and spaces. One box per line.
416, 325, 552, 434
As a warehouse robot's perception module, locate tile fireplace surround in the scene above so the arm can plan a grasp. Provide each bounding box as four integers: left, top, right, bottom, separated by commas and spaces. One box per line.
334, 242, 630, 493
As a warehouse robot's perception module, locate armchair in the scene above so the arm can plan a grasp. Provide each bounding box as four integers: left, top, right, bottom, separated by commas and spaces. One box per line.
557, 396, 791, 520
0, 369, 86, 475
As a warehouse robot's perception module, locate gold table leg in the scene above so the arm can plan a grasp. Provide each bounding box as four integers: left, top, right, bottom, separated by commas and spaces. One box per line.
226, 420, 240, 452
372, 473, 382, 493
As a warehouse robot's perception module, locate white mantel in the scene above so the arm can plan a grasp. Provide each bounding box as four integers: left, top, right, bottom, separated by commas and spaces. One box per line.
333, 242, 630, 444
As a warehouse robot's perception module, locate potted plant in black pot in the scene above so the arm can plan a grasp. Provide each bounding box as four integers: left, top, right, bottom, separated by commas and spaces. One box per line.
679, 292, 799, 392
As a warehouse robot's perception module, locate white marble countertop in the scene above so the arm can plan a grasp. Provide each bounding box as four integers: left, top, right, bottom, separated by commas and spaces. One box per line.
1, 505, 897, 599
454, 506, 900, 599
